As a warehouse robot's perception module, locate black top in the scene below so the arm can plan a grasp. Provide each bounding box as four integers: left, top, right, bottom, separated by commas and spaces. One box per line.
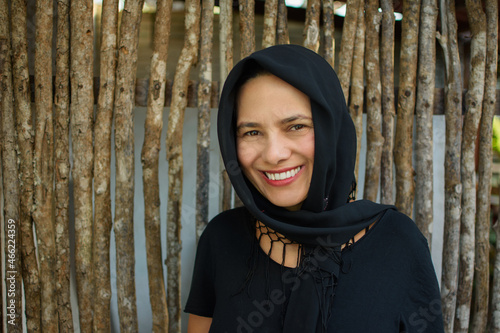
185, 207, 444, 332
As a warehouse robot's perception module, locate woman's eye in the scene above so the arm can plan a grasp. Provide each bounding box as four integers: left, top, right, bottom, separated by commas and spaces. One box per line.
244, 130, 260, 136
290, 124, 305, 131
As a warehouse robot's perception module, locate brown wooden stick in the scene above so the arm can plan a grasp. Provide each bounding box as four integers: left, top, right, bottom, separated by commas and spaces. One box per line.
437, 0, 463, 329
474, 1, 498, 331
9, 1, 41, 330
166, 0, 200, 330
394, 0, 420, 216
471, 1, 497, 331
348, 2, 365, 182
363, 0, 383, 202
414, 0, 438, 247
114, 0, 145, 331
141, 0, 172, 331
0, 16, 23, 332
262, 0, 278, 48
70, 0, 95, 331
93, 0, 119, 331
239, 0, 255, 58
276, 0, 289, 45
379, 0, 395, 205
322, 0, 335, 67
54, 0, 74, 331
491, 220, 500, 331
455, 0, 487, 331
338, 0, 360, 100
33, 1, 57, 330
303, 0, 320, 52
197, 0, 214, 241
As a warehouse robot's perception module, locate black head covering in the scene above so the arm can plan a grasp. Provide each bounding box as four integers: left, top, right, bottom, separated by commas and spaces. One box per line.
217, 44, 394, 332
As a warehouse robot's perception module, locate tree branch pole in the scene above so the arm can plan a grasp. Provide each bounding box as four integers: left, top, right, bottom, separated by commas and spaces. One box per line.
379, 0, 395, 205
322, 0, 334, 67
262, 0, 278, 48
363, 0, 383, 202
93, 0, 119, 331
414, 0, 438, 247
276, 0, 290, 45
437, 0, 463, 330
9, 0, 41, 330
141, 0, 172, 331
239, 0, 255, 58
303, 0, 320, 52
166, 0, 200, 330
338, 0, 360, 100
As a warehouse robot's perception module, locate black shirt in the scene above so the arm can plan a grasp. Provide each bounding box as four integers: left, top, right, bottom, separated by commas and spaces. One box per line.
185, 207, 444, 332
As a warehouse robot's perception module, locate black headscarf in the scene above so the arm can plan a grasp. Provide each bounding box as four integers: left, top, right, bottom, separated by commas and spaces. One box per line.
218, 44, 394, 332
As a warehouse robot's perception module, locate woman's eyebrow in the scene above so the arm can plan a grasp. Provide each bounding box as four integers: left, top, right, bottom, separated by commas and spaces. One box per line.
236, 122, 260, 131
280, 114, 312, 124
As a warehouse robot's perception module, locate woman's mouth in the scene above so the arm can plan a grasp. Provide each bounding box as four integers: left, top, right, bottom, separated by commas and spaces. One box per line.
263, 166, 302, 182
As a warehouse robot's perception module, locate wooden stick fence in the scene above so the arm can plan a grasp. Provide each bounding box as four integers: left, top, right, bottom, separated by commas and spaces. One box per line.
0, 1, 499, 332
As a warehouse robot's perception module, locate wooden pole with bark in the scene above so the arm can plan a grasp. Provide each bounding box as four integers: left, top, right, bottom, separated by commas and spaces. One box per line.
348, 2, 365, 181
166, 0, 200, 330
454, 1, 486, 331
196, 0, 214, 240
379, 0, 395, 205
303, 0, 320, 52
54, 0, 73, 330
338, 0, 360, 100
472, 0, 497, 331
322, 0, 334, 67
394, 0, 420, 216
114, 0, 145, 331
0, 13, 23, 332
276, 0, 289, 45
93, 0, 119, 331
141, 0, 172, 331
70, 0, 95, 331
10, 0, 40, 330
33, 1, 58, 330
239, 0, 255, 58
219, 0, 233, 211
262, 0, 278, 48
437, 0, 463, 329
414, 0, 437, 246
363, 0, 383, 202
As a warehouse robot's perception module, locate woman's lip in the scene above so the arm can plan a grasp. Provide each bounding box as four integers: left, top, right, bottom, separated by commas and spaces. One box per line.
260, 166, 304, 186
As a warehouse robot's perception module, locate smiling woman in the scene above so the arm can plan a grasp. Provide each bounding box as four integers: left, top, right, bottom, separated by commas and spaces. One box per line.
184, 44, 444, 333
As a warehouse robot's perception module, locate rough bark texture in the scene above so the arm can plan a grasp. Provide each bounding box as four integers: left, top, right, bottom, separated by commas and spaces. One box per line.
394, 0, 420, 217
303, 0, 320, 52
33, 1, 58, 331
70, 0, 95, 331
114, 0, 145, 331
480, 2, 498, 332
379, 0, 395, 205
219, 0, 233, 212
348, 4, 365, 181
338, 0, 360, 100
93, 0, 118, 331
0, 18, 23, 332
414, 0, 437, 247
54, 0, 73, 331
363, 0, 383, 202
141, 0, 172, 331
197, 0, 214, 241
166, 0, 200, 330
276, 0, 289, 45
262, 0, 278, 48
322, 0, 334, 67
454, 1, 486, 331
437, 0, 463, 330
10, 0, 41, 331
471, 1, 497, 331
239, 0, 255, 58
492, 221, 500, 332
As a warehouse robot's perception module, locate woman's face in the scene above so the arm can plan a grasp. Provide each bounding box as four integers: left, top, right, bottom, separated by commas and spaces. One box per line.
236, 74, 315, 211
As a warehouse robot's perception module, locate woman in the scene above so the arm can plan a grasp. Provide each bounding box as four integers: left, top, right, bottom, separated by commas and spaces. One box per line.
185, 44, 443, 332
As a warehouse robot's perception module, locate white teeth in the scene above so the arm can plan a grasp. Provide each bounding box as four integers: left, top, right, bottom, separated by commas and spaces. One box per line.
265, 166, 301, 181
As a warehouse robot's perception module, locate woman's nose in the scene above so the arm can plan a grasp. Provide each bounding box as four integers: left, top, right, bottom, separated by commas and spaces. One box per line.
262, 134, 291, 165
